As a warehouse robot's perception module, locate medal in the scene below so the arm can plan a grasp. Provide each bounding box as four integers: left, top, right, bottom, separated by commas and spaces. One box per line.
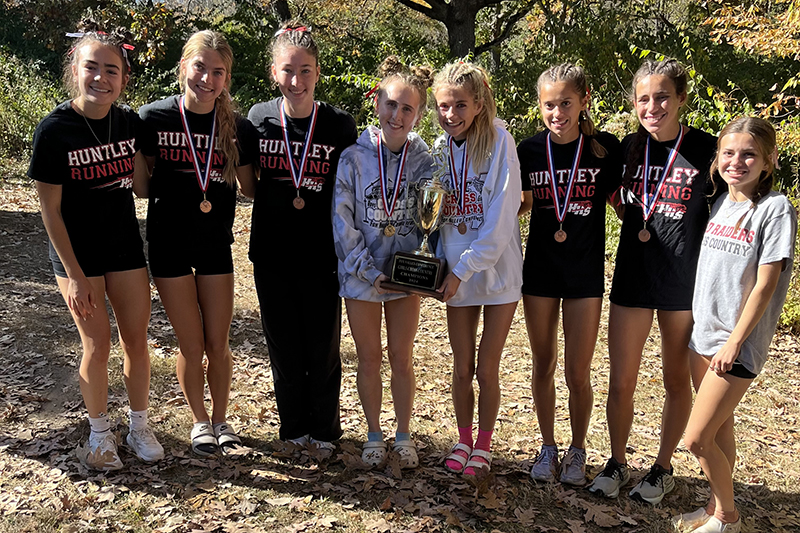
447, 137, 470, 235
545, 132, 584, 243
280, 98, 318, 207
179, 96, 217, 213
376, 132, 409, 237
638, 126, 685, 239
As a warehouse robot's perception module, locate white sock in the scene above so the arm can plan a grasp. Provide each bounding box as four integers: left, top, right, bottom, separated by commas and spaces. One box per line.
88, 413, 111, 434
128, 409, 148, 431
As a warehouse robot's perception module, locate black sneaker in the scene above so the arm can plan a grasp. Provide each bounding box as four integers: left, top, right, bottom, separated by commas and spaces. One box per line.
629, 463, 675, 504
587, 457, 630, 498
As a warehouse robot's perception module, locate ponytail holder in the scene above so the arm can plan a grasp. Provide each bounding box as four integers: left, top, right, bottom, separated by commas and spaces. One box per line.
365, 82, 380, 100
66, 32, 85, 38
482, 78, 490, 90
274, 26, 309, 37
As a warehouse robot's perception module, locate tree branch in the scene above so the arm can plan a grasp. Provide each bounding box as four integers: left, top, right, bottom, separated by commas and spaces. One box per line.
475, 3, 535, 55
393, 0, 448, 21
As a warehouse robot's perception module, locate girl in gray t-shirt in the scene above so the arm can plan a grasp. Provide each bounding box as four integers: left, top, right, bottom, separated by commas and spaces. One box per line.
675, 117, 796, 533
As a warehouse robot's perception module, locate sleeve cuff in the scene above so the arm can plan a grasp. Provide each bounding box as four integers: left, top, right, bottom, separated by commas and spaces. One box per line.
451, 263, 473, 283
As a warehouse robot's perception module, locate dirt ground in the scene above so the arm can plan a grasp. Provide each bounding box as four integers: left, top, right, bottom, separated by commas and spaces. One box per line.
1, 176, 799, 532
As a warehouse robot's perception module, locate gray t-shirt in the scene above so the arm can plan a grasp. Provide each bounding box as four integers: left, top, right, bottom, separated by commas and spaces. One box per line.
690, 191, 796, 375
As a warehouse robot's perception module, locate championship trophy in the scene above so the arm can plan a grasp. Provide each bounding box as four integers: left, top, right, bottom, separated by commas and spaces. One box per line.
380, 153, 448, 299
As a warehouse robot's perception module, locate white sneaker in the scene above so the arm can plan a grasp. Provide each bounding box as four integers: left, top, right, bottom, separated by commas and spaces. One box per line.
693, 516, 741, 533
587, 457, 630, 498
672, 508, 712, 532
530, 445, 559, 482
86, 431, 123, 471
559, 446, 587, 486
629, 463, 675, 504
126, 426, 165, 462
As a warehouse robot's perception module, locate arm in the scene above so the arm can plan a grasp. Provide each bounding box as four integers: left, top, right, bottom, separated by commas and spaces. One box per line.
710, 260, 785, 374
331, 152, 383, 288
35, 181, 97, 320
133, 152, 154, 198
450, 129, 522, 283
236, 163, 256, 198
519, 190, 533, 216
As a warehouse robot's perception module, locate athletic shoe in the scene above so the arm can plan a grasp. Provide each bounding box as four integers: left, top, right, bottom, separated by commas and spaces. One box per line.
629, 463, 674, 504
530, 445, 559, 482
126, 426, 165, 462
587, 457, 630, 498
692, 516, 741, 532
559, 446, 587, 486
86, 431, 123, 471
672, 507, 712, 532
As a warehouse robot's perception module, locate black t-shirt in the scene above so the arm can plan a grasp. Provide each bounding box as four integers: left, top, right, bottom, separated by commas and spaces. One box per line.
247, 98, 357, 276
139, 95, 255, 247
610, 127, 722, 309
518, 131, 622, 298
28, 101, 143, 263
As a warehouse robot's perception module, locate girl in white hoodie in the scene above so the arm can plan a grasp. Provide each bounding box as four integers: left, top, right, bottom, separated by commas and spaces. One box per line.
433, 61, 523, 478
333, 56, 434, 469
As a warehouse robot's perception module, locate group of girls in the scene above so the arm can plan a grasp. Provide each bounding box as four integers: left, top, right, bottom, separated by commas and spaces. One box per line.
31, 18, 794, 533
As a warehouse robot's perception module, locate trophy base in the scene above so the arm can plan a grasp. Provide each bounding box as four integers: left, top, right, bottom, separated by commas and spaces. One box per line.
381, 251, 446, 300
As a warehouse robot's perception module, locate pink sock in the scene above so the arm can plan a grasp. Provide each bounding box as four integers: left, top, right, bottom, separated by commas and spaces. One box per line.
445, 426, 473, 472
464, 428, 492, 476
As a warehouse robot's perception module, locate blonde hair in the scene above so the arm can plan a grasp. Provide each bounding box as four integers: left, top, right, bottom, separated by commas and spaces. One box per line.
537, 62, 607, 158
179, 30, 239, 187
376, 55, 434, 119
433, 61, 497, 171
63, 18, 133, 99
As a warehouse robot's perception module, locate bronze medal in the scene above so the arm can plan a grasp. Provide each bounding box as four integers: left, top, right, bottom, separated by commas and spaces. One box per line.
554, 229, 567, 242
200, 199, 212, 213
457, 222, 467, 235
293, 196, 305, 210
638, 228, 651, 242
384, 224, 396, 237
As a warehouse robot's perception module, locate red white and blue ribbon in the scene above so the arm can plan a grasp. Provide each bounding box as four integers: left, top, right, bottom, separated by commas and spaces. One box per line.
641, 125, 685, 221
376, 133, 409, 222
179, 95, 217, 197
279, 98, 318, 194
447, 136, 469, 215
546, 132, 584, 224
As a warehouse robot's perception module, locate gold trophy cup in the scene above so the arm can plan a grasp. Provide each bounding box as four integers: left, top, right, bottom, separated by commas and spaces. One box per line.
380, 161, 448, 299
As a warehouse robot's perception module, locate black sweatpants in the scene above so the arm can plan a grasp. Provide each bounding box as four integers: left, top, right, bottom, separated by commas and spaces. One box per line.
253, 263, 343, 442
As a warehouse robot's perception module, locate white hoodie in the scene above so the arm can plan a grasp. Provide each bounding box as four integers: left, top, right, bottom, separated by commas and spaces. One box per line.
434, 118, 523, 306
333, 126, 434, 301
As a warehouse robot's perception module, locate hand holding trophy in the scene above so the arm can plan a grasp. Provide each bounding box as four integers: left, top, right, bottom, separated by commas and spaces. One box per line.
380, 148, 448, 299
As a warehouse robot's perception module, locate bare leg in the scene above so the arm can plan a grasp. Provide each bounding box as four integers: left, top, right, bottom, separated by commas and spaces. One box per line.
446, 305, 481, 428
475, 302, 517, 431
105, 268, 151, 411
56, 275, 111, 417
384, 296, 420, 435
154, 275, 209, 424
562, 297, 601, 449
346, 299, 384, 434
196, 274, 234, 424
606, 304, 653, 463
523, 295, 560, 446
654, 309, 694, 469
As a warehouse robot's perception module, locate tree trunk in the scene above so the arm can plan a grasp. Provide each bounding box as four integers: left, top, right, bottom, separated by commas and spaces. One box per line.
446, 0, 479, 58
272, 0, 291, 22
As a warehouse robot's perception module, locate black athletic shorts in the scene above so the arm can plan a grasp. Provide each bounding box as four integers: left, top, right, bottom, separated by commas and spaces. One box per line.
50, 241, 146, 278
727, 362, 757, 380
148, 240, 234, 278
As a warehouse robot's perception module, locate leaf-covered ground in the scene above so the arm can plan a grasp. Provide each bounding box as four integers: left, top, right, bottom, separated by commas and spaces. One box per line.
1, 177, 799, 532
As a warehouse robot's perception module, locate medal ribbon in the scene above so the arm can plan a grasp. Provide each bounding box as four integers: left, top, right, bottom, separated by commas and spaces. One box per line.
641, 126, 685, 221
179, 96, 217, 196
545, 132, 584, 223
376, 133, 410, 221
447, 136, 469, 215
279, 98, 318, 193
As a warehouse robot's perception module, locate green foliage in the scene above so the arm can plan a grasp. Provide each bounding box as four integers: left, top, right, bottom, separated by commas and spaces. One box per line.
778, 189, 800, 334
0, 48, 63, 160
